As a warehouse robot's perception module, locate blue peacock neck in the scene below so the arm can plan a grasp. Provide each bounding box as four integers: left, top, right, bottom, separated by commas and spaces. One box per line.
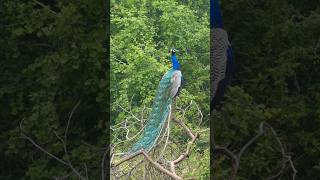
171, 54, 180, 70
211, 0, 223, 29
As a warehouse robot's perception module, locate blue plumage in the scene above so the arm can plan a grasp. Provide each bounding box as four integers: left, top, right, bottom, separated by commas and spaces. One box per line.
227, 46, 233, 62
211, 0, 223, 29
171, 52, 180, 70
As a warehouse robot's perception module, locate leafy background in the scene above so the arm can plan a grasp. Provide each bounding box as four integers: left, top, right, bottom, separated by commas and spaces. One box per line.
1, 0, 108, 179
110, 0, 210, 179
213, 0, 320, 179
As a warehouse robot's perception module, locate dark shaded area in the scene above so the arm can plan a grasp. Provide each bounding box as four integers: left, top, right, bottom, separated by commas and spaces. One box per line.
0, 0, 109, 179
212, 0, 320, 179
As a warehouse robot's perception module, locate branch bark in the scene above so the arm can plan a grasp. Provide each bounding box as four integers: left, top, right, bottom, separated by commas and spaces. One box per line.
170, 116, 199, 175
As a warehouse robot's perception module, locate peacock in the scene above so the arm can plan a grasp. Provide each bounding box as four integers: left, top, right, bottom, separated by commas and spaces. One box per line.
211, 0, 234, 111
127, 48, 182, 155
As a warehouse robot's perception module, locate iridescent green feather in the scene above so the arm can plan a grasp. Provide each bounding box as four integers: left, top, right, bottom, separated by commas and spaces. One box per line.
127, 69, 176, 155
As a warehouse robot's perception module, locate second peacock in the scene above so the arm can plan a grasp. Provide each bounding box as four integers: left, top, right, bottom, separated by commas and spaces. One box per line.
211, 0, 234, 111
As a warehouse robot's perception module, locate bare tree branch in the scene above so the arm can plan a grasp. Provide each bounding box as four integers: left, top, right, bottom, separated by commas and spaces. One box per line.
20, 133, 69, 166
213, 122, 297, 180
20, 101, 86, 180
170, 116, 199, 173
65, 100, 81, 139
32, 0, 58, 15
112, 150, 183, 180
101, 145, 110, 180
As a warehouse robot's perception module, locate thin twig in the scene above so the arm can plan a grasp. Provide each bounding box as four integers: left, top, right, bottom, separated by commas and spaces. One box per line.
20, 101, 86, 180
32, 0, 58, 15
20, 133, 68, 166
101, 145, 109, 180
65, 100, 81, 139
213, 122, 297, 180
84, 164, 89, 180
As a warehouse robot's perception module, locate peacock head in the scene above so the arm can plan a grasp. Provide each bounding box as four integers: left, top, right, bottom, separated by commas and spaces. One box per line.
169, 48, 180, 70
170, 48, 177, 55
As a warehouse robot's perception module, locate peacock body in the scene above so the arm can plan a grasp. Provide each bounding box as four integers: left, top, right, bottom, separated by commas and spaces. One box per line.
211, 0, 234, 110
127, 49, 182, 155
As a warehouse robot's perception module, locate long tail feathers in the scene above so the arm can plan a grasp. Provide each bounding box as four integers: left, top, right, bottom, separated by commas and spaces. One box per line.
127, 69, 176, 155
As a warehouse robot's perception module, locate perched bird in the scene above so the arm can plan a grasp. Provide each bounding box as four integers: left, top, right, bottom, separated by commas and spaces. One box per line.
127, 48, 182, 155
211, 0, 234, 111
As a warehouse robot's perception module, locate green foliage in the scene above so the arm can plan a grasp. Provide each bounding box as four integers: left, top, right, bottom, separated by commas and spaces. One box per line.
213, 0, 320, 179
1, 0, 107, 179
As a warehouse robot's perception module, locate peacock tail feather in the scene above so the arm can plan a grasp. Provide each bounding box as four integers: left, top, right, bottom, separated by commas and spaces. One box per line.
127, 69, 178, 155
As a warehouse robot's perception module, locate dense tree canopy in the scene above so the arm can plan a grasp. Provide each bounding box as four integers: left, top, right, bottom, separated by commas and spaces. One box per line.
214, 0, 320, 179
1, 0, 107, 179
